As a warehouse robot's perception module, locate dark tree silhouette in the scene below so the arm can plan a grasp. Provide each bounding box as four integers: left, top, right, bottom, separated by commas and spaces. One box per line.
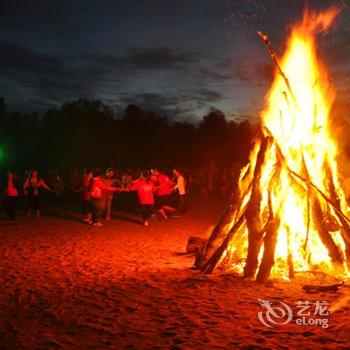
0, 97, 254, 172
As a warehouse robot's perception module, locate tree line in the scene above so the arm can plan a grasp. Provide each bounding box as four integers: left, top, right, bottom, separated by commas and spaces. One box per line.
0, 97, 255, 171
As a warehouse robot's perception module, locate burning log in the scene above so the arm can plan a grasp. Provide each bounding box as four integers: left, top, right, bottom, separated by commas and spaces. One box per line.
288, 168, 350, 227
256, 218, 280, 283
244, 136, 272, 278
312, 197, 345, 274
195, 159, 255, 269
257, 31, 301, 113
194, 197, 239, 268
256, 152, 282, 283
287, 229, 295, 279
301, 154, 311, 251
201, 210, 246, 273
324, 164, 350, 269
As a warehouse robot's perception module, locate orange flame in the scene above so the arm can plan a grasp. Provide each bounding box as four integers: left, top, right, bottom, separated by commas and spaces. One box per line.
227, 8, 349, 279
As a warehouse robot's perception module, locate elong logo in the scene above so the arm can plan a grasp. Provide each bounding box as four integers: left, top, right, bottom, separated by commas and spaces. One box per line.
258, 299, 329, 329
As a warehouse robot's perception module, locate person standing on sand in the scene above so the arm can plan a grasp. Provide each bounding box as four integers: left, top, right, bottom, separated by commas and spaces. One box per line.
130, 170, 155, 226
82, 170, 94, 224
101, 168, 117, 221
172, 168, 187, 213
52, 171, 66, 215
88, 170, 124, 226
3, 170, 19, 219
120, 171, 135, 211
23, 169, 52, 219
152, 168, 176, 219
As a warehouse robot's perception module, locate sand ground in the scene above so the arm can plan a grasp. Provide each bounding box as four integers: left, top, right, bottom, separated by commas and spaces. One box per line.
0, 198, 349, 349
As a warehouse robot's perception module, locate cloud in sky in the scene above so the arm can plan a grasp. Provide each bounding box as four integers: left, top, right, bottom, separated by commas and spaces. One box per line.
0, 0, 350, 121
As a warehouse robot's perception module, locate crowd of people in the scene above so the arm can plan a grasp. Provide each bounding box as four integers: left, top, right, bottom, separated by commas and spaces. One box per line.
2, 164, 238, 226
2, 167, 189, 226
80, 167, 187, 226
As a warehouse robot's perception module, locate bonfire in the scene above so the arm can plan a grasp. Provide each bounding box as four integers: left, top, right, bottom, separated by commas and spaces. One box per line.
195, 8, 350, 283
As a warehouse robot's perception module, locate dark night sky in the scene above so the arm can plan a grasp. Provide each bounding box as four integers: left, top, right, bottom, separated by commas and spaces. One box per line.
1, 0, 350, 122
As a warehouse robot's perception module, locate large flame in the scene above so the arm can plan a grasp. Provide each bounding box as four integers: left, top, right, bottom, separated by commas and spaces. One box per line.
225, 8, 350, 279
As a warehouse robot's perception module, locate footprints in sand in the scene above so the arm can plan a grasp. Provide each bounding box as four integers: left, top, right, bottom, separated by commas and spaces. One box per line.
2, 212, 349, 349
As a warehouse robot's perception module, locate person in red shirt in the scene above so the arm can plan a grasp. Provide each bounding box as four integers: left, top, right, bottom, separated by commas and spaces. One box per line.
88, 170, 124, 226
3, 171, 19, 219
130, 170, 155, 226
152, 168, 176, 219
